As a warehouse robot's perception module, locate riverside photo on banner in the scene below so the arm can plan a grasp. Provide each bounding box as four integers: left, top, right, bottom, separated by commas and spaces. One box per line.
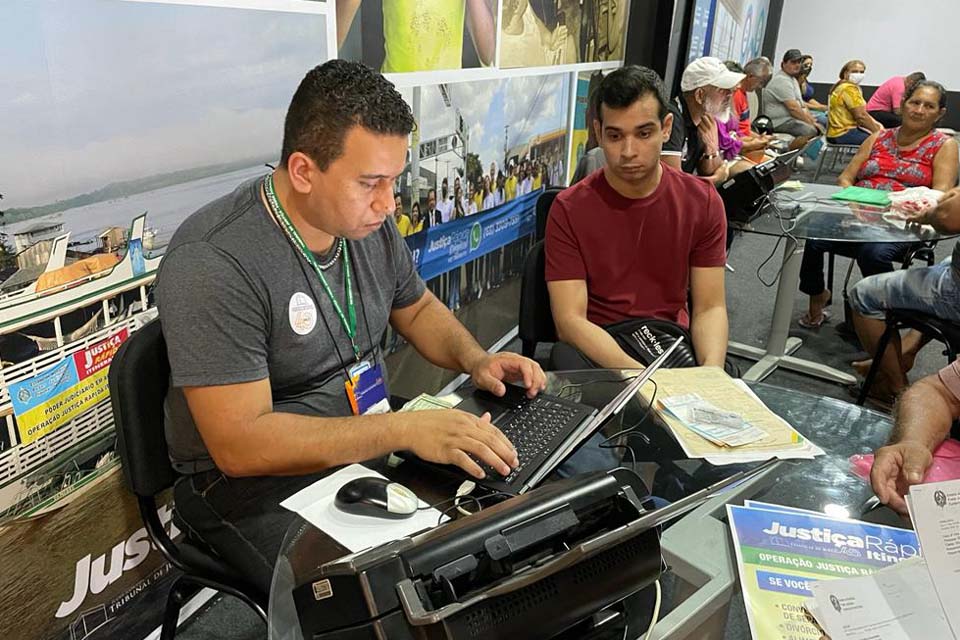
336, 0, 498, 72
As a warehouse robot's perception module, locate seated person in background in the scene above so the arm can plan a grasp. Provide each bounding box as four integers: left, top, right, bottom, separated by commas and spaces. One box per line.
849, 186, 960, 402
724, 60, 774, 163
867, 71, 926, 129
661, 56, 747, 184
870, 362, 960, 515
762, 49, 823, 151
728, 58, 775, 162
798, 55, 828, 126
570, 145, 605, 185
157, 60, 545, 593
826, 59, 883, 146
546, 65, 728, 370
798, 80, 958, 328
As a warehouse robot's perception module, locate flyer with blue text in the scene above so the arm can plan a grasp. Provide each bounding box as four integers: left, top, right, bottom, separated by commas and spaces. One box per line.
727, 504, 920, 640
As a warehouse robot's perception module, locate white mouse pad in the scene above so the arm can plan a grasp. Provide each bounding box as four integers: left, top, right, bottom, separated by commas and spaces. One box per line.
280, 464, 447, 553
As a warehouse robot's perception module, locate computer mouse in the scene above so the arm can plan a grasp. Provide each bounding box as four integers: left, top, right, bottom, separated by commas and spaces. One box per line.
334, 476, 419, 519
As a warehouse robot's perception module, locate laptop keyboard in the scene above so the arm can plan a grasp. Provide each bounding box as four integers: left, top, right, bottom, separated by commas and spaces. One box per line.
481, 395, 580, 483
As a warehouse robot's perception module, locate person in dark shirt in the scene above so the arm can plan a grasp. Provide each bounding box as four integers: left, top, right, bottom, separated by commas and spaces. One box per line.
661, 56, 745, 184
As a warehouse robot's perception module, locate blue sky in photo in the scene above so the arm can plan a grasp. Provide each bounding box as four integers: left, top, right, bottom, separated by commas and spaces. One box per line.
1, 0, 328, 208
409, 73, 569, 184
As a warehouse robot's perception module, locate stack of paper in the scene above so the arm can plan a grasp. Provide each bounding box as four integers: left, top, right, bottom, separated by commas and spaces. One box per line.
726, 501, 922, 640
642, 367, 823, 464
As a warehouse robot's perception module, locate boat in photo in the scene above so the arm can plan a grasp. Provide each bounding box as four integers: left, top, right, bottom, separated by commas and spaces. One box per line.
0, 214, 164, 518
0, 214, 161, 364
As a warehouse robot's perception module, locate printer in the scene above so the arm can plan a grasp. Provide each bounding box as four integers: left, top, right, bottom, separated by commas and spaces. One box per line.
290, 468, 662, 639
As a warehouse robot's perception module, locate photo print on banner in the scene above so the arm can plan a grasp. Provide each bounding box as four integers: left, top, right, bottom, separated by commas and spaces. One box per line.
499, 0, 627, 68
395, 73, 571, 223
337, 0, 498, 72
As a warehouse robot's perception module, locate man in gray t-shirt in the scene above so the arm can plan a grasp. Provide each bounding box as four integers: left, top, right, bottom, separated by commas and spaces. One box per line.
761, 49, 822, 150
156, 60, 546, 594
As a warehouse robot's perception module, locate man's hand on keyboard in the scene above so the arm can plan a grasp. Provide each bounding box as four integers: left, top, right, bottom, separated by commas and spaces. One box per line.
399, 409, 518, 479
469, 352, 547, 399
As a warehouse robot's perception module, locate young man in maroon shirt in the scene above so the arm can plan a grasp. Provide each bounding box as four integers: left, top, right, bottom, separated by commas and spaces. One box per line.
545, 65, 728, 369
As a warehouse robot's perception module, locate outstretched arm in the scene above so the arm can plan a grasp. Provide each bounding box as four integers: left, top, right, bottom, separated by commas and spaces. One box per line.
465, 0, 496, 66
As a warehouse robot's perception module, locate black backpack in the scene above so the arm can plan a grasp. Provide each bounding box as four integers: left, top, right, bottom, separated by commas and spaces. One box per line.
604, 317, 738, 376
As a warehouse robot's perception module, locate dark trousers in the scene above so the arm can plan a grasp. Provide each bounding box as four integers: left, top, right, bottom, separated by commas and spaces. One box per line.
799, 239, 916, 297
173, 469, 329, 594
870, 110, 901, 128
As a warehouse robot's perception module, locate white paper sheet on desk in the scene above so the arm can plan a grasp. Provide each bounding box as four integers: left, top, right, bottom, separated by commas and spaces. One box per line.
808, 557, 955, 640
907, 478, 960, 638
279, 464, 447, 553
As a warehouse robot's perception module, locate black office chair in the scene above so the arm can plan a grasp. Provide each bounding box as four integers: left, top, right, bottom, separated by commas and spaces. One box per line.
536, 187, 563, 241
826, 241, 938, 333
109, 320, 268, 638
519, 240, 557, 358
857, 309, 960, 406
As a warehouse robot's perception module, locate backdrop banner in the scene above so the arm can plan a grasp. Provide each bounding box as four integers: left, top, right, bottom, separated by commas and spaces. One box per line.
405, 188, 540, 281
0, 466, 180, 640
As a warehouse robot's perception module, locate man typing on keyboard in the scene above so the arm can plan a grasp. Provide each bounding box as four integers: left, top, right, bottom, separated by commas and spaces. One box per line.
156, 61, 545, 595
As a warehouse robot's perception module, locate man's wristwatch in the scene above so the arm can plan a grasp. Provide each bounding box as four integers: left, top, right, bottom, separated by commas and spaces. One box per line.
702, 151, 721, 161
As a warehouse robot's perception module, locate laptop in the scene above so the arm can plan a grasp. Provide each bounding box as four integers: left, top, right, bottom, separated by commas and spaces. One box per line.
446, 337, 684, 494
720, 149, 802, 224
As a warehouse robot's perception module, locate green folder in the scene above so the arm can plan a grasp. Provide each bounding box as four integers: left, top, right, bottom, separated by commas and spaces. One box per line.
830, 186, 891, 207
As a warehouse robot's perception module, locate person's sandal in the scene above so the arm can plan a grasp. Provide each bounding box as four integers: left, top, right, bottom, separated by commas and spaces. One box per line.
798, 309, 831, 328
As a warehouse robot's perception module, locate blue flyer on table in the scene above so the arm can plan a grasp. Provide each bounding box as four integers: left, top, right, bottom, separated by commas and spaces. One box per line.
727, 504, 920, 640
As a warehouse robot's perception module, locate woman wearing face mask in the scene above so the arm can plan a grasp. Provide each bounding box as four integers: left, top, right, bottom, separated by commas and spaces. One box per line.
798, 80, 958, 329
826, 60, 883, 146
798, 55, 828, 126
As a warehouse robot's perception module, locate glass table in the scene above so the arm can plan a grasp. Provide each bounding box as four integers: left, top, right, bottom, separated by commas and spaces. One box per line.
267, 369, 893, 640
728, 182, 958, 384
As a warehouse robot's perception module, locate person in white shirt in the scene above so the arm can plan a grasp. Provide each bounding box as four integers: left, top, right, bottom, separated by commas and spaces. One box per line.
437, 176, 454, 223
464, 184, 477, 215
482, 176, 497, 209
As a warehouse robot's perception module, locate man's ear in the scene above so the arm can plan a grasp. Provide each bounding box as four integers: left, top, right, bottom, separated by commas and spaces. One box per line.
661, 112, 674, 143
592, 118, 603, 144
287, 152, 316, 195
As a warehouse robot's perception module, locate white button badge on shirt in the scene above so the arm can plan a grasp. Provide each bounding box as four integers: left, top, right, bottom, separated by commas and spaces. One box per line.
288, 291, 318, 336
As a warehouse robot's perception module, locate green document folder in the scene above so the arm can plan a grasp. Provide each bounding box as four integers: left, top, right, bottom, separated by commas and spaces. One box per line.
830, 186, 891, 207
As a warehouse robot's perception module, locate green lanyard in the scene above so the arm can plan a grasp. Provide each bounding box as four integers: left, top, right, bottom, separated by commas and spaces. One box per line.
263, 175, 360, 362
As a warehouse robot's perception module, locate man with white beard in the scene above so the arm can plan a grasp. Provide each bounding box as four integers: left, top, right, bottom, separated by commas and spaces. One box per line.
661, 56, 745, 185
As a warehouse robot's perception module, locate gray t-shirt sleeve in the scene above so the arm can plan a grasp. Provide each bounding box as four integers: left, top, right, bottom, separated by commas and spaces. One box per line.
766, 75, 798, 104
157, 242, 271, 387
384, 217, 426, 309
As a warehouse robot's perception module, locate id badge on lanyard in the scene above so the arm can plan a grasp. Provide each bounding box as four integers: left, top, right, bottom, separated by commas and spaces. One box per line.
345, 359, 390, 415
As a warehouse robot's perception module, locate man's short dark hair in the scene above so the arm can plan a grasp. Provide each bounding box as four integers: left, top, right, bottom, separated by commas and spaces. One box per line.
593, 65, 669, 123
281, 59, 415, 170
